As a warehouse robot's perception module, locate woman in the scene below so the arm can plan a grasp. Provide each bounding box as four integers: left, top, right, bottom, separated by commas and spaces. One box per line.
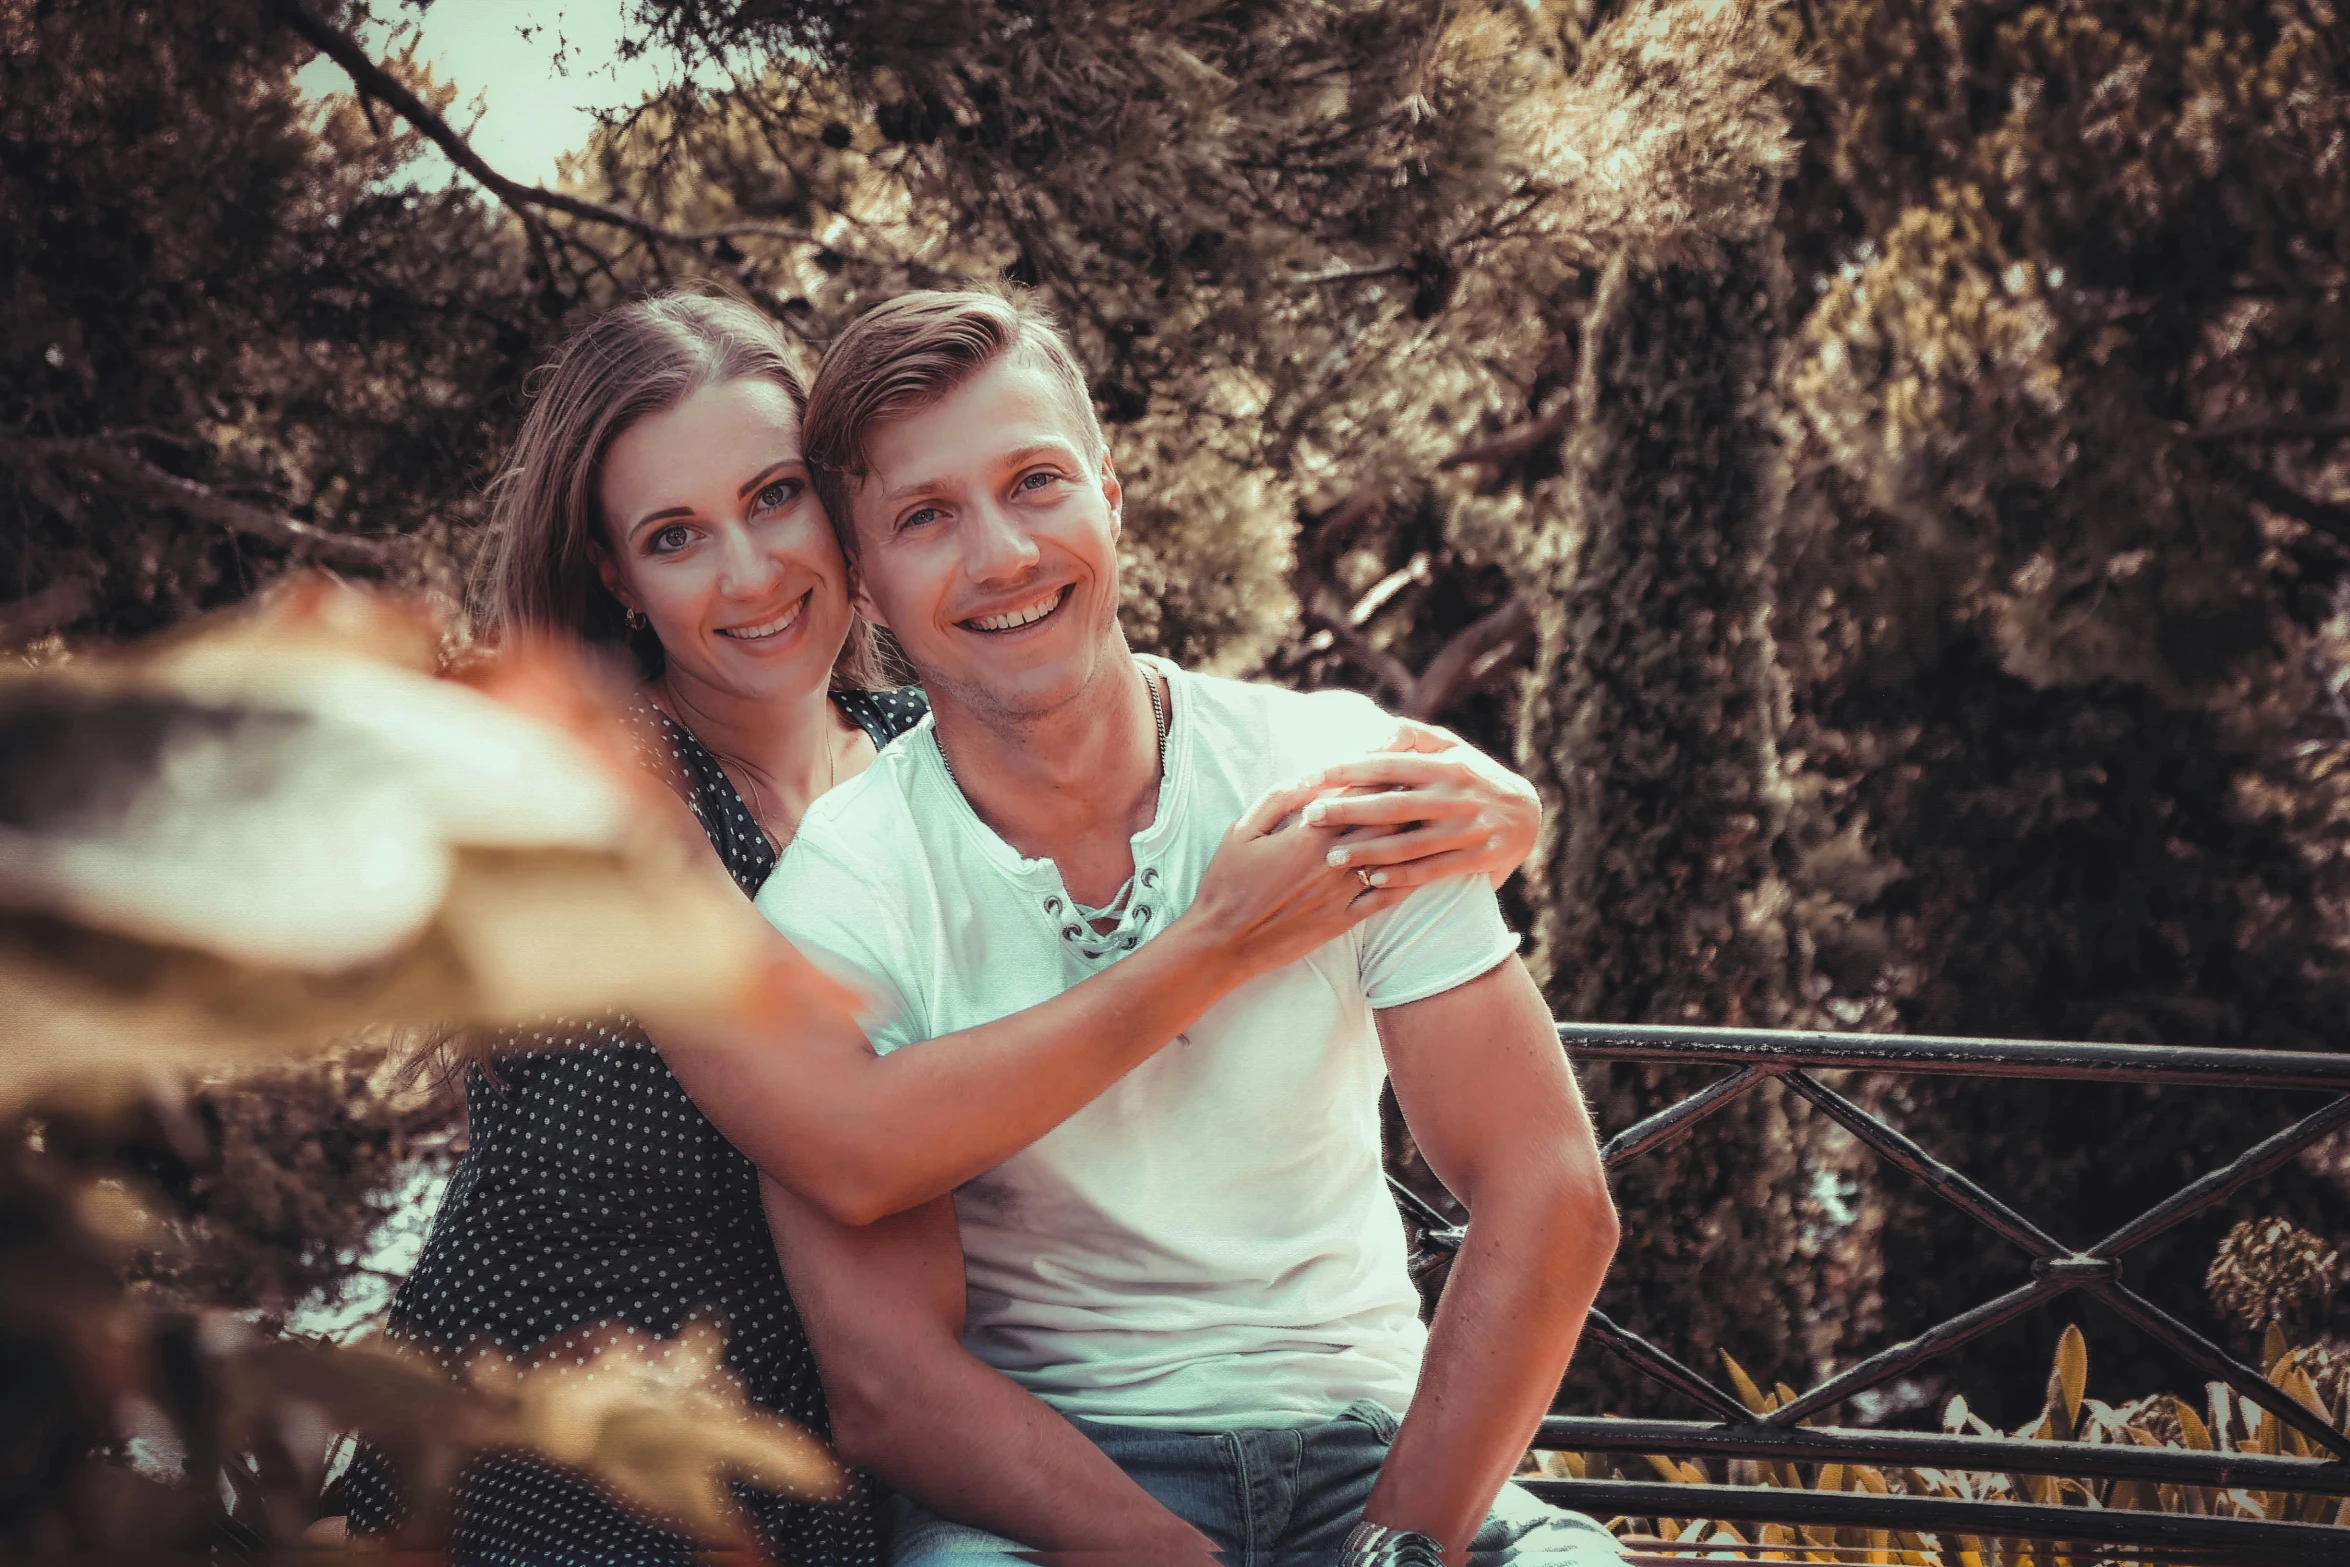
342, 289, 1542, 1564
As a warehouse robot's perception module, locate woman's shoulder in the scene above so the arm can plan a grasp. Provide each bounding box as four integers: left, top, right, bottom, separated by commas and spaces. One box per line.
837, 684, 929, 746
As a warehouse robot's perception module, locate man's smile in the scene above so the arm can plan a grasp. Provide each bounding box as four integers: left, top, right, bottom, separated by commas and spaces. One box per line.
960, 584, 1071, 634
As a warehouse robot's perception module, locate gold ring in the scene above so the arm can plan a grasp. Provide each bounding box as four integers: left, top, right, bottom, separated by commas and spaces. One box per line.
1354, 867, 1375, 890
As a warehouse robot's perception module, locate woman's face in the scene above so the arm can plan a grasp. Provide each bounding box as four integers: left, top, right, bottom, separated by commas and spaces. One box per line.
596, 376, 853, 710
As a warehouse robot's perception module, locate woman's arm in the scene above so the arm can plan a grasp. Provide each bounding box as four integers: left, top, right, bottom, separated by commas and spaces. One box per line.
664, 778, 1411, 1227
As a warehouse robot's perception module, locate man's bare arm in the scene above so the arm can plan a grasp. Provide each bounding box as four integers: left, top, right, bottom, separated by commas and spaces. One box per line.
1363, 957, 1619, 1560
758, 1175, 1214, 1560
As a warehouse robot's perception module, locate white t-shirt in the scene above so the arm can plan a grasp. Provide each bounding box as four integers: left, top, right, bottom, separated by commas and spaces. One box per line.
756, 658, 1518, 1429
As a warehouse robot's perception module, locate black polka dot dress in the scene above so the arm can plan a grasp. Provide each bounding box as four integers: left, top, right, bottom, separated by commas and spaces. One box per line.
343, 686, 930, 1566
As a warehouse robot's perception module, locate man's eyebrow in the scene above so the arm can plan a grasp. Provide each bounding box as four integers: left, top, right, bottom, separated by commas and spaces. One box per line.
878, 442, 1076, 502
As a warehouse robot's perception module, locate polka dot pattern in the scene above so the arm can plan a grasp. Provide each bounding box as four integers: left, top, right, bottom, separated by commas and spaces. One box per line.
342, 686, 929, 1565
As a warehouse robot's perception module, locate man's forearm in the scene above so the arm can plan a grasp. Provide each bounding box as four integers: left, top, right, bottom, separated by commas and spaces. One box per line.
1362, 1181, 1617, 1559
848, 1345, 1211, 1560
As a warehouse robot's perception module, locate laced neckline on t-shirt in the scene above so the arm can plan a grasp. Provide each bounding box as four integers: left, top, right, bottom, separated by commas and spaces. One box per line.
941, 658, 1171, 963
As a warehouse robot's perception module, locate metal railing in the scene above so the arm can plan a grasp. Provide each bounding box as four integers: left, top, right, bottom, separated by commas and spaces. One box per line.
1392, 1023, 2350, 1563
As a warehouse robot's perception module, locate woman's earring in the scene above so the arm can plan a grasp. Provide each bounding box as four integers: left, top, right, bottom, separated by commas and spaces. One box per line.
626, 608, 646, 630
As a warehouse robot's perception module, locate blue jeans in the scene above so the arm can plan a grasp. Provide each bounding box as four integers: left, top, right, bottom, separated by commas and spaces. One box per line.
890, 1399, 1622, 1565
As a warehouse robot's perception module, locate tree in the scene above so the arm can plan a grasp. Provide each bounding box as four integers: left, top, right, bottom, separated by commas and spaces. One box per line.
9, 0, 2349, 1443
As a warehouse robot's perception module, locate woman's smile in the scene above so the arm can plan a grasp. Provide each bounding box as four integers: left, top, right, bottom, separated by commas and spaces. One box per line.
718, 588, 813, 643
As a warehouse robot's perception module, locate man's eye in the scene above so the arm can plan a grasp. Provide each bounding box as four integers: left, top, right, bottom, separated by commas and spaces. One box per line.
1017, 470, 1060, 493
900, 506, 943, 531
756, 479, 800, 511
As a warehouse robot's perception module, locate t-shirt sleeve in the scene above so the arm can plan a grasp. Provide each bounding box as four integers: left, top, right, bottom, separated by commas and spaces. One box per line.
1357, 871, 1521, 1010
755, 839, 925, 1055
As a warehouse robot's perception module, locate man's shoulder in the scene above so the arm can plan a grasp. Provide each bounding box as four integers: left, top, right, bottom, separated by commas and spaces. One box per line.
766, 724, 934, 894
1170, 665, 1398, 774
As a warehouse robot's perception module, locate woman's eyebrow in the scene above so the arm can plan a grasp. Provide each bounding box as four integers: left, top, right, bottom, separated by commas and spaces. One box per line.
627, 504, 694, 540
736, 459, 800, 499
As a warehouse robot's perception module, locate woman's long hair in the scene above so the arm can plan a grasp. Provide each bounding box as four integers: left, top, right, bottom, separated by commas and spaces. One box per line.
474, 288, 889, 691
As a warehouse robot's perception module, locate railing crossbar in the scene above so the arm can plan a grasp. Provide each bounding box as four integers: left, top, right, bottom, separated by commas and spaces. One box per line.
1764, 1278, 2058, 1429
1538, 1415, 2350, 1493
1519, 1477, 2348, 1562
1583, 1309, 1756, 1425
1778, 1068, 2072, 1259
1601, 1063, 1785, 1168
2090, 1279, 2350, 1463
1558, 1022, 2350, 1091
2092, 1092, 2350, 1260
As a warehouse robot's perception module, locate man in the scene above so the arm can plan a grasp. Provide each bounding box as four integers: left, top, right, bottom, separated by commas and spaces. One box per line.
756, 289, 1622, 1565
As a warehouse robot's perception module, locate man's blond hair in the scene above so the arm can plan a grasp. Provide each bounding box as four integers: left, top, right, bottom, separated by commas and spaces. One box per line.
802, 289, 1104, 555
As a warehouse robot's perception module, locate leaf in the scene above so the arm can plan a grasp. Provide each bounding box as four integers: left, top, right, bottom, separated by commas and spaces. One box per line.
2174, 1399, 2213, 1450
1722, 1348, 1773, 1415
2284, 1365, 2332, 1423
2052, 1323, 2088, 1428
2265, 1321, 2291, 1377
0, 596, 855, 1112
1943, 1394, 1970, 1433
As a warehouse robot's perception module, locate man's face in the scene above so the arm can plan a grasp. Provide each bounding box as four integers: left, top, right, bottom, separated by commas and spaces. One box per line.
846, 352, 1123, 727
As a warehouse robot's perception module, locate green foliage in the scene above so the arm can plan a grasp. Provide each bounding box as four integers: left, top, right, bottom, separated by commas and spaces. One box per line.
8, 0, 2350, 1507
0, 0, 556, 633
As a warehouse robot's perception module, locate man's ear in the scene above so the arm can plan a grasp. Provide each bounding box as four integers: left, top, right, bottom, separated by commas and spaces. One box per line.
846, 559, 889, 632
1099, 448, 1122, 543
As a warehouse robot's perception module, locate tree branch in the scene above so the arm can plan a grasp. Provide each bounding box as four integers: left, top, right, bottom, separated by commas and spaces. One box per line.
276, 2, 881, 325
1301, 603, 1419, 707
1438, 408, 1573, 470
1286, 260, 1415, 288
1403, 595, 1533, 719
2179, 414, 2350, 445
2206, 445, 2350, 544
278, 3, 674, 244
0, 433, 392, 567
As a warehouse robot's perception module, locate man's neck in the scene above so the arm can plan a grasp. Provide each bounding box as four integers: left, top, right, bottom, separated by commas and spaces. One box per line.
934, 646, 1161, 909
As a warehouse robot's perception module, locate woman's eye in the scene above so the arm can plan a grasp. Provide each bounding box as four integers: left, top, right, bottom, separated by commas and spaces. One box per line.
755, 478, 800, 511
649, 524, 693, 554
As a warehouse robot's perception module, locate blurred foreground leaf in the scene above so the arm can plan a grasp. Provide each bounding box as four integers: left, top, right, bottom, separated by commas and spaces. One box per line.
0, 580, 855, 1112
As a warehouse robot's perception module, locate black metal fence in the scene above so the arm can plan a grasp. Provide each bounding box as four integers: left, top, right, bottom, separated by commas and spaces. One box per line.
1392, 1023, 2350, 1563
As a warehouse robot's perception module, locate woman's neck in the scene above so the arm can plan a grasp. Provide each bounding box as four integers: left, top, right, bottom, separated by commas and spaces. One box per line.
651, 664, 850, 840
